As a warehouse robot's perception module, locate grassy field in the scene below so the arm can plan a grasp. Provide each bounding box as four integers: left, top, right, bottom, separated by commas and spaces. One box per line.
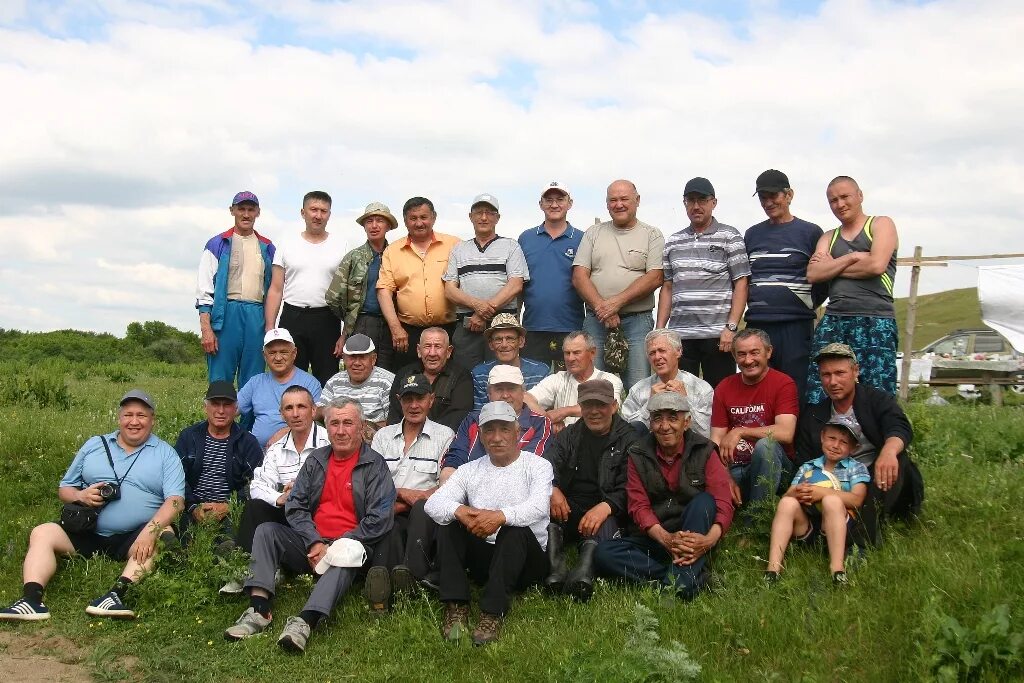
894, 287, 986, 350
1, 360, 1023, 682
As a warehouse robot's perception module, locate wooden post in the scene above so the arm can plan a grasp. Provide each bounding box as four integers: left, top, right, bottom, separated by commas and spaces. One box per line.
898, 246, 923, 401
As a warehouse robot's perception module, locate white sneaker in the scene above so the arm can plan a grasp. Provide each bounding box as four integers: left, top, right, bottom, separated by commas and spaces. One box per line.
224, 607, 272, 641
219, 579, 244, 595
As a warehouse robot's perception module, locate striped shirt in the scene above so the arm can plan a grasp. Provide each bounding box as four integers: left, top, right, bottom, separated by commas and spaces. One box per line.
371, 419, 455, 491
192, 434, 231, 503
249, 424, 330, 505
442, 236, 530, 315
744, 217, 823, 323
663, 218, 751, 339
319, 366, 397, 422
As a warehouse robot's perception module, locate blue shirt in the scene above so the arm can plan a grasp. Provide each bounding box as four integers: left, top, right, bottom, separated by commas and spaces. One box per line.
60, 432, 186, 537
471, 358, 551, 409
238, 369, 323, 446
361, 249, 383, 315
744, 216, 824, 322
791, 455, 870, 491
517, 224, 585, 332
442, 407, 553, 469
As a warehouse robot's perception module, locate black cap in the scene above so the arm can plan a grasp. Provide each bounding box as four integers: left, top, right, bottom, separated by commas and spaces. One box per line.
205, 381, 237, 402
683, 177, 715, 197
754, 169, 790, 195
398, 373, 433, 397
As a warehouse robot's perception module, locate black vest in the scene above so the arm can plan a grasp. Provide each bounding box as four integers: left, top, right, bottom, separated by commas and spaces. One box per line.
627, 431, 714, 535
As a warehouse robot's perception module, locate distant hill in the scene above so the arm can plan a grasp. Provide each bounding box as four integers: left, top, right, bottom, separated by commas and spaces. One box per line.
893, 287, 985, 349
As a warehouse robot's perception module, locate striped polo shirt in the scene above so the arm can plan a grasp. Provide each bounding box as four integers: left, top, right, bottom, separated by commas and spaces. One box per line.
319, 366, 397, 423
442, 236, 530, 315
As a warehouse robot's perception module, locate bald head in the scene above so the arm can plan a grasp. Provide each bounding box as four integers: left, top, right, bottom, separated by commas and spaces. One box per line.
606, 179, 640, 228
828, 175, 861, 191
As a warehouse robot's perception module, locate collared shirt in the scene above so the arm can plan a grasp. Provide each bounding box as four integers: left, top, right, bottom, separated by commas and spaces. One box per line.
377, 232, 460, 326
319, 366, 396, 422
443, 407, 553, 470
442, 236, 530, 315
621, 370, 715, 437
371, 419, 455, 491
573, 220, 664, 314
526, 368, 624, 426
238, 369, 323, 447
518, 223, 586, 332
791, 456, 870, 491
60, 432, 186, 537
471, 357, 551, 409
250, 425, 330, 506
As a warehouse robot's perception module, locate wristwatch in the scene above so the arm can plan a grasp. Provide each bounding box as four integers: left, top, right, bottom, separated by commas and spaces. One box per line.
725, 322, 738, 332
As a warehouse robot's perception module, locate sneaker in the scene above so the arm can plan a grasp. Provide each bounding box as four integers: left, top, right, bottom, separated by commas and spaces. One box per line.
0, 598, 50, 621
391, 565, 416, 596
219, 579, 245, 596
224, 607, 272, 641
832, 571, 849, 586
277, 616, 311, 653
441, 602, 470, 641
472, 612, 504, 646
419, 571, 441, 594
763, 571, 780, 586
364, 566, 391, 615
85, 591, 135, 619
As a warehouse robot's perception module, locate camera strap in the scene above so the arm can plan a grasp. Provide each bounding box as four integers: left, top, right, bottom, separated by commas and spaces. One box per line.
99, 435, 141, 487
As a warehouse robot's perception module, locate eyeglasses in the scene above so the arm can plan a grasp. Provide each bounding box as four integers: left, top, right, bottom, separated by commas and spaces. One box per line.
541, 196, 568, 206
472, 208, 498, 217
684, 196, 714, 206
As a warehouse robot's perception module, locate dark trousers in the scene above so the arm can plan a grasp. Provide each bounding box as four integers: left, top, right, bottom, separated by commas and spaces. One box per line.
452, 323, 488, 370
392, 322, 457, 370
679, 338, 736, 388
369, 502, 435, 578
560, 498, 620, 544
522, 331, 569, 373
237, 498, 287, 554
856, 451, 913, 547
437, 523, 549, 616
352, 314, 394, 373
280, 303, 341, 386
594, 492, 716, 599
748, 319, 814, 404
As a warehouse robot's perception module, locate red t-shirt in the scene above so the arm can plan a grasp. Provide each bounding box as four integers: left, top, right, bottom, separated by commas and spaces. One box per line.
313, 451, 360, 539
711, 368, 798, 464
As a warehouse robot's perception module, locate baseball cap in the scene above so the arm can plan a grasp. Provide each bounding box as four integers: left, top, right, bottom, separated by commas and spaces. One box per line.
683, 177, 715, 197
577, 379, 616, 404
342, 333, 376, 355
398, 373, 432, 396
540, 181, 571, 198
263, 328, 295, 347
815, 343, 857, 362
824, 417, 860, 443
231, 190, 259, 206
484, 313, 525, 338
647, 392, 690, 414
314, 538, 368, 575
120, 389, 156, 411
754, 169, 791, 195
471, 193, 500, 212
204, 381, 237, 402
478, 400, 519, 426
356, 201, 398, 230
488, 364, 524, 386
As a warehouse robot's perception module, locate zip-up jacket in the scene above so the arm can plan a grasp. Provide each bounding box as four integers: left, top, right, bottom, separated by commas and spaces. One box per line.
174, 421, 264, 509
195, 228, 275, 332
286, 443, 396, 550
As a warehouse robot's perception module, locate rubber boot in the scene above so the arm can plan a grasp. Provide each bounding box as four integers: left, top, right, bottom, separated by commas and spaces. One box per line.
544, 523, 568, 594
565, 539, 599, 602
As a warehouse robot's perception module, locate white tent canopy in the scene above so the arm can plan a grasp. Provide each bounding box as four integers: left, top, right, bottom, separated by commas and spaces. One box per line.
979, 265, 1024, 353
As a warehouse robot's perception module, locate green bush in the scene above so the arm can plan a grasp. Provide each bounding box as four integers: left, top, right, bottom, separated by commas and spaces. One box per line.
922, 599, 1024, 681
0, 369, 73, 409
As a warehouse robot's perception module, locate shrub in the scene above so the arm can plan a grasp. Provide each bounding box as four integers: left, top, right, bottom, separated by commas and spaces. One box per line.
922, 599, 1024, 682
0, 370, 73, 409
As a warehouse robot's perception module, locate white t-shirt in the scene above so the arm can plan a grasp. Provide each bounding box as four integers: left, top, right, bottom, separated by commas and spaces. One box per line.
272, 232, 348, 308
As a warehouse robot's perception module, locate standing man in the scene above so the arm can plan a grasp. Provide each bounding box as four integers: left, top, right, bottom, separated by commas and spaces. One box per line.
264, 191, 348, 386
196, 191, 276, 390
806, 176, 900, 403
471, 314, 550, 409
377, 197, 460, 370
325, 202, 399, 372
318, 334, 396, 441
572, 179, 664, 389
518, 181, 586, 371
443, 193, 530, 368
744, 170, 825, 401
658, 177, 750, 388
387, 327, 475, 432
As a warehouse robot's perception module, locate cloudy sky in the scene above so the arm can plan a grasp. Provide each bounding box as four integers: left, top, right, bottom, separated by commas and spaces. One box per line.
1, 0, 1021, 336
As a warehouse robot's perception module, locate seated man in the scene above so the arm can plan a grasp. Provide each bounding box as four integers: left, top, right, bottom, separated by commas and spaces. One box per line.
387, 327, 474, 431
238, 328, 323, 448
224, 399, 395, 654
710, 329, 798, 509
595, 392, 734, 600
621, 329, 714, 437
471, 314, 550, 409
524, 330, 624, 433
220, 385, 329, 595
425, 401, 553, 645
1, 390, 185, 621
174, 381, 263, 548
795, 343, 922, 546
319, 333, 396, 442
542, 379, 637, 601
443, 364, 552, 483
366, 374, 455, 609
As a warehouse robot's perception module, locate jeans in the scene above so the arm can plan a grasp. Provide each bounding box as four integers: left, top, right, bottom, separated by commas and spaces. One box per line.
583, 310, 654, 391
729, 438, 791, 506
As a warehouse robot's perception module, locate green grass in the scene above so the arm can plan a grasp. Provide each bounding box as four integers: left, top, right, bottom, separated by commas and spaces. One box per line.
1, 363, 1023, 681
894, 287, 985, 349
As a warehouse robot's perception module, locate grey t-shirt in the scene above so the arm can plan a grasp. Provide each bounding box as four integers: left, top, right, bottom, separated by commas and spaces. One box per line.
442, 236, 530, 315
572, 220, 664, 314
831, 406, 878, 465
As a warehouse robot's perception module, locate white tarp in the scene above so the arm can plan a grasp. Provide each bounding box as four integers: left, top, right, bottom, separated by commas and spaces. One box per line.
979, 265, 1024, 352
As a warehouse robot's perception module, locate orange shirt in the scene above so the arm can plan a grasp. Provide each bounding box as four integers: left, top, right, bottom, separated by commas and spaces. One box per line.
377, 232, 459, 326
313, 451, 359, 539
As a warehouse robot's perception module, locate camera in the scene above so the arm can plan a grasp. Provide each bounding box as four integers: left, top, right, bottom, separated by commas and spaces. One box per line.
98, 482, 121, 502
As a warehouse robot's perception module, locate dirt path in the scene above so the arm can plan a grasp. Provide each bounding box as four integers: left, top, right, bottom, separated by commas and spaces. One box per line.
0, 630, 94, 682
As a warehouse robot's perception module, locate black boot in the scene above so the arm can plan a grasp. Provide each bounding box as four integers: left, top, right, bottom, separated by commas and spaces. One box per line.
544, 523, 568, 593
565, 539, 598, 602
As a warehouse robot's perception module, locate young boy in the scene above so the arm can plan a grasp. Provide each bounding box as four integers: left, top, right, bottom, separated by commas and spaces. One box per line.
764, 418, 869, 585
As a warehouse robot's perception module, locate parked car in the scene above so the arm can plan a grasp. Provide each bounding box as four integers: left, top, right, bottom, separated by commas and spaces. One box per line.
915, 328, 1023, 393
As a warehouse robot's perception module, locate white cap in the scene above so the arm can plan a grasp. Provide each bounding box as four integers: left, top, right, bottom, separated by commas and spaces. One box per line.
478, 400, 519, 426
263, 328, 295, 346
314, 538, 368, 574
488, 364, 524, 386
471, 193, 500, 211
540, 181, 571, 198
